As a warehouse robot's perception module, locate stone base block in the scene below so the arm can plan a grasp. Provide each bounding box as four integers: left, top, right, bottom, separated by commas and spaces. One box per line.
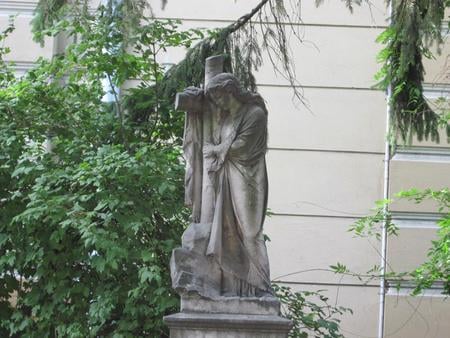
164, 312, 292, 338
181, 295, 281, 315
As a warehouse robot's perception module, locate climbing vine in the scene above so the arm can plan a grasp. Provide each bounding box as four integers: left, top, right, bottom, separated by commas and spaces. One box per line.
345, 188, 450, 296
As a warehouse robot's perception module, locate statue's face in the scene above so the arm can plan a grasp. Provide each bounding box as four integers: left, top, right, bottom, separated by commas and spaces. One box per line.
208, 88, 235, 112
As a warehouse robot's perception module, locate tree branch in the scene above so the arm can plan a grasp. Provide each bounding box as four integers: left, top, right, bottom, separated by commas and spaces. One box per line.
226, 0, 270, 34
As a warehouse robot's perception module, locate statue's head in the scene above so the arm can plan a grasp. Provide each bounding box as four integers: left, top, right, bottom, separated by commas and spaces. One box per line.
205, 73, 244, 112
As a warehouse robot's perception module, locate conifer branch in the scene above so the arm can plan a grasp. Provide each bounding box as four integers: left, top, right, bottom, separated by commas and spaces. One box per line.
226, 0, 270, 34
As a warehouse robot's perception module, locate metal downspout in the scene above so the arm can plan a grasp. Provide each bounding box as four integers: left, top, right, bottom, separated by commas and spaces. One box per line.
378, 2, 393, 337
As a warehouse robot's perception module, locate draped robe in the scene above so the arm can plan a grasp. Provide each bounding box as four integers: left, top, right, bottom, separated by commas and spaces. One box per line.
208, 102, 271, 295
183, 96, 271, 297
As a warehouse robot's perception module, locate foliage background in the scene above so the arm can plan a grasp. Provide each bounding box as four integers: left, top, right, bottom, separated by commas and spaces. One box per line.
0, 10, 199, 336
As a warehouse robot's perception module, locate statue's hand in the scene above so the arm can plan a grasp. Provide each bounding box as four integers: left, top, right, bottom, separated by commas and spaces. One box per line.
184, 86, 203, 96
203, 143, 217, 158
203, 142, 230, 170
204, 144, 223, 173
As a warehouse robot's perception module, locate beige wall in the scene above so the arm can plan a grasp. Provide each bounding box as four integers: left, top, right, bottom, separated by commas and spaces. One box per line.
385, 10, 450, 338
282, 283, 380, 338
151, 1, 389, 336
0, 1, 53, 67
2, 0, 449, 336
385, 291, 450, 338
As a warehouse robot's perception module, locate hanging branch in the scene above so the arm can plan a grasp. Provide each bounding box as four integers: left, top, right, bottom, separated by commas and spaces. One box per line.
376, 0, 449, 144
30, 0, 449, 143
29, 0, 370, 107
159, 0, 308, 105
225, 0, 270, 34
158, 0, 373, 106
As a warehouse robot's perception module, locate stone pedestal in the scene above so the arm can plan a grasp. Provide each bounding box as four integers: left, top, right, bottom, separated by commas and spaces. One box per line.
164, 296, 292, 338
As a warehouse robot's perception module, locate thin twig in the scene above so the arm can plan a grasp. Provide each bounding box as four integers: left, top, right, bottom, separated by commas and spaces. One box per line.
106, 73, 127, 146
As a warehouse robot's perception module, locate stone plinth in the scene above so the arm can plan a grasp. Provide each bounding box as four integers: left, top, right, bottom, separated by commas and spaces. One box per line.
164, 296, 292, 338
164, 312, 292, 338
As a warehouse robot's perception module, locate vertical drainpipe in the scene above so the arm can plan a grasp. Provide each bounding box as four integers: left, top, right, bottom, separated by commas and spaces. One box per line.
378, 1, 393, 337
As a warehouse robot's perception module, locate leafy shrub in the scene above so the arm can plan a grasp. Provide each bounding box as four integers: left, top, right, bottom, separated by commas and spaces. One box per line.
274, 284, 351, 338
0, 10, 197, 337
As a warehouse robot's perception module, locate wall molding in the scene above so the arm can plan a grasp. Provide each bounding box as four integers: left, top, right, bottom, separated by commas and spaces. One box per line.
393, 146, 450, 163
386, 280, 447, 297
0, 0, 37, 15
155, 16, 388, 30
391, 212, 441, 229
6, 60, 35, 75
423, 83, 450, 100
0, 0, 97, 16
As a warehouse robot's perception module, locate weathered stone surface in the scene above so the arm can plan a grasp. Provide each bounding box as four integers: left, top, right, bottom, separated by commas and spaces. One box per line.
172, 56, 273, 298
181, 294, 281, 316
170, 247, 221, 299
181, 222, 211, 253
170, 223, 222, 299
164, 312, 292, 338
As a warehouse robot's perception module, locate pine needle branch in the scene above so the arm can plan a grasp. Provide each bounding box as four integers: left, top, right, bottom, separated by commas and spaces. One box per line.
226, 0, 270, 35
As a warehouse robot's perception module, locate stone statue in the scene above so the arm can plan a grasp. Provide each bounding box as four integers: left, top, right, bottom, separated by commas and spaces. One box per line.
165, 57, 292, 338
170, 56, 272, 299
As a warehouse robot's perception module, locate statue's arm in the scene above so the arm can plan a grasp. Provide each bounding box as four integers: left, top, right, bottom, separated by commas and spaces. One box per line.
228, 108, 266, 157
175, 87, 204, 113
178, 86, 204, 215
203, 107, 266, 165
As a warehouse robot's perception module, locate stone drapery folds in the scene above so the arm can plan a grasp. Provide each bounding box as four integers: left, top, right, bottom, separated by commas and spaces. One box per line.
170, 56, 273, 299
